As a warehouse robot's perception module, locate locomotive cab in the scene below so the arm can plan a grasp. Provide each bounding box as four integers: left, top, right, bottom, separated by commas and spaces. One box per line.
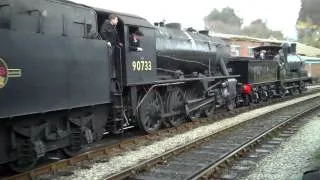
95, 10, 157, 86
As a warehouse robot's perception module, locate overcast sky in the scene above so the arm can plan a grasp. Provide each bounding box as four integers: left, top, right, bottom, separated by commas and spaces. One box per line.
72, 0, 301, 39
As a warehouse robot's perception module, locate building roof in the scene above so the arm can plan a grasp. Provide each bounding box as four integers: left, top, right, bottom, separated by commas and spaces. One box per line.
299, 55, 320, 63
210, 32, 320, 57
296, 42, 320, 57
209, 32, 284, 44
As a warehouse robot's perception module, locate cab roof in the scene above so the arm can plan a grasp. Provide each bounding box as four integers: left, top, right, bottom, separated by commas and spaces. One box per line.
60, 0, 154, 28
253, 45, 282, 52
94, 8, 154, 28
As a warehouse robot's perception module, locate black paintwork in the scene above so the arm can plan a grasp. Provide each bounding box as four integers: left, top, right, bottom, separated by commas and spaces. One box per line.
0, 0, 313, 170
229, 44, 311, 86
155, 24, 230, 75
228, 59, 279, 84
0, 0, 110, 118
124, 26, 157, 85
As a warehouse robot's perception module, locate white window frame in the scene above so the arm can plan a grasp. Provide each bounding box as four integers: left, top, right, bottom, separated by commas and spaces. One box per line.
230, 45, 240, 57
248, 46, 255, 57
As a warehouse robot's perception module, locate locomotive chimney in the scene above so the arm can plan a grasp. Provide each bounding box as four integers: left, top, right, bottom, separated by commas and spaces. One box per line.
282, 43, 290, 62
290, 43, 297, 54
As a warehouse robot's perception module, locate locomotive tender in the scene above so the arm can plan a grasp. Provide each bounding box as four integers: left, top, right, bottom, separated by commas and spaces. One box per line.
0, 0, 312, 172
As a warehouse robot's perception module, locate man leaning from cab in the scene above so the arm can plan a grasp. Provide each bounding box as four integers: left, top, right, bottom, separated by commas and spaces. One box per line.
100, 14, 123, 48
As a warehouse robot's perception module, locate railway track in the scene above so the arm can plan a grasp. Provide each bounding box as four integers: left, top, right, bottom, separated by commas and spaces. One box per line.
106, 93, 320, 180
217, 110, 319, 180
3, 87, 320, 180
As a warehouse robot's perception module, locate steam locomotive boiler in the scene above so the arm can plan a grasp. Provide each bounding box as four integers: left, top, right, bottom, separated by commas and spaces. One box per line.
155, 23, 231, 77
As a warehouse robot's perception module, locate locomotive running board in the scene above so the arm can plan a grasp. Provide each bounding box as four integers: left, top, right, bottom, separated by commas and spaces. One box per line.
128, 75, 240, 86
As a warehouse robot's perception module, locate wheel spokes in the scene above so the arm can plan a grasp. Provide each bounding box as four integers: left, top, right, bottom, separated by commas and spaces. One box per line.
166, 88, 185, 127
138, 90, 163, 133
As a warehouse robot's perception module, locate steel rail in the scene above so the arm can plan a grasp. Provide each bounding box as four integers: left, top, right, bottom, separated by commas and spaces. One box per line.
189, 101, 320, 180
103, 95, 320, 180
4, 87, 320, 180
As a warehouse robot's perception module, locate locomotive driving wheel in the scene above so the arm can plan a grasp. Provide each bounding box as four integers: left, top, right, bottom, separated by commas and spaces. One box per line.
299, 81, 305, 94
290, 87, 300, 95
278, 88, 286, 98
185, 89, 202, 121
9, 154, 38, 173
260, 89, 269, 102
243, 94, 251, 106
165, 88, 185, 127
63, 126, 84, 157
202, 97, 216, 117
138, 90, 164, 133
9, 140, 38, 172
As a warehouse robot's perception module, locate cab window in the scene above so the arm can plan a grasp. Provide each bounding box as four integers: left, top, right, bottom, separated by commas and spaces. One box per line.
128, 26, 144, 52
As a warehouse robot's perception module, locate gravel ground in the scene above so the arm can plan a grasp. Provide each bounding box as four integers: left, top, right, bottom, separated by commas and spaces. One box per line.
241, 113, 320, 180
307, 84, 320, 90
56, 93, 320, 180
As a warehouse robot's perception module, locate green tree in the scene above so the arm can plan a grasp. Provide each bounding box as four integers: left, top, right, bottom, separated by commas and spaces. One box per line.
242, 19, 284, 39
271, 31, 285, 40
298, 0, 320, 24
297, 0, 320, 48
204, 7, 243, 34
204, 8, 283, 40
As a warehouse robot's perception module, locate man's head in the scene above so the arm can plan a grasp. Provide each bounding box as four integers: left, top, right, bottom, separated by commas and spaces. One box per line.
130, 27, 144, 36
108, 14, 118, 25
134, 29, 143, 36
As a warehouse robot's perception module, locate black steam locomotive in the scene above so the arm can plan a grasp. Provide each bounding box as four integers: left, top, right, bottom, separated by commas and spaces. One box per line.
0, 0, 312, 172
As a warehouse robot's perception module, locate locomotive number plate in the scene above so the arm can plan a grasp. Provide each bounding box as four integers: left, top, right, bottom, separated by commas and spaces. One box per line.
132, 60, 152, 71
